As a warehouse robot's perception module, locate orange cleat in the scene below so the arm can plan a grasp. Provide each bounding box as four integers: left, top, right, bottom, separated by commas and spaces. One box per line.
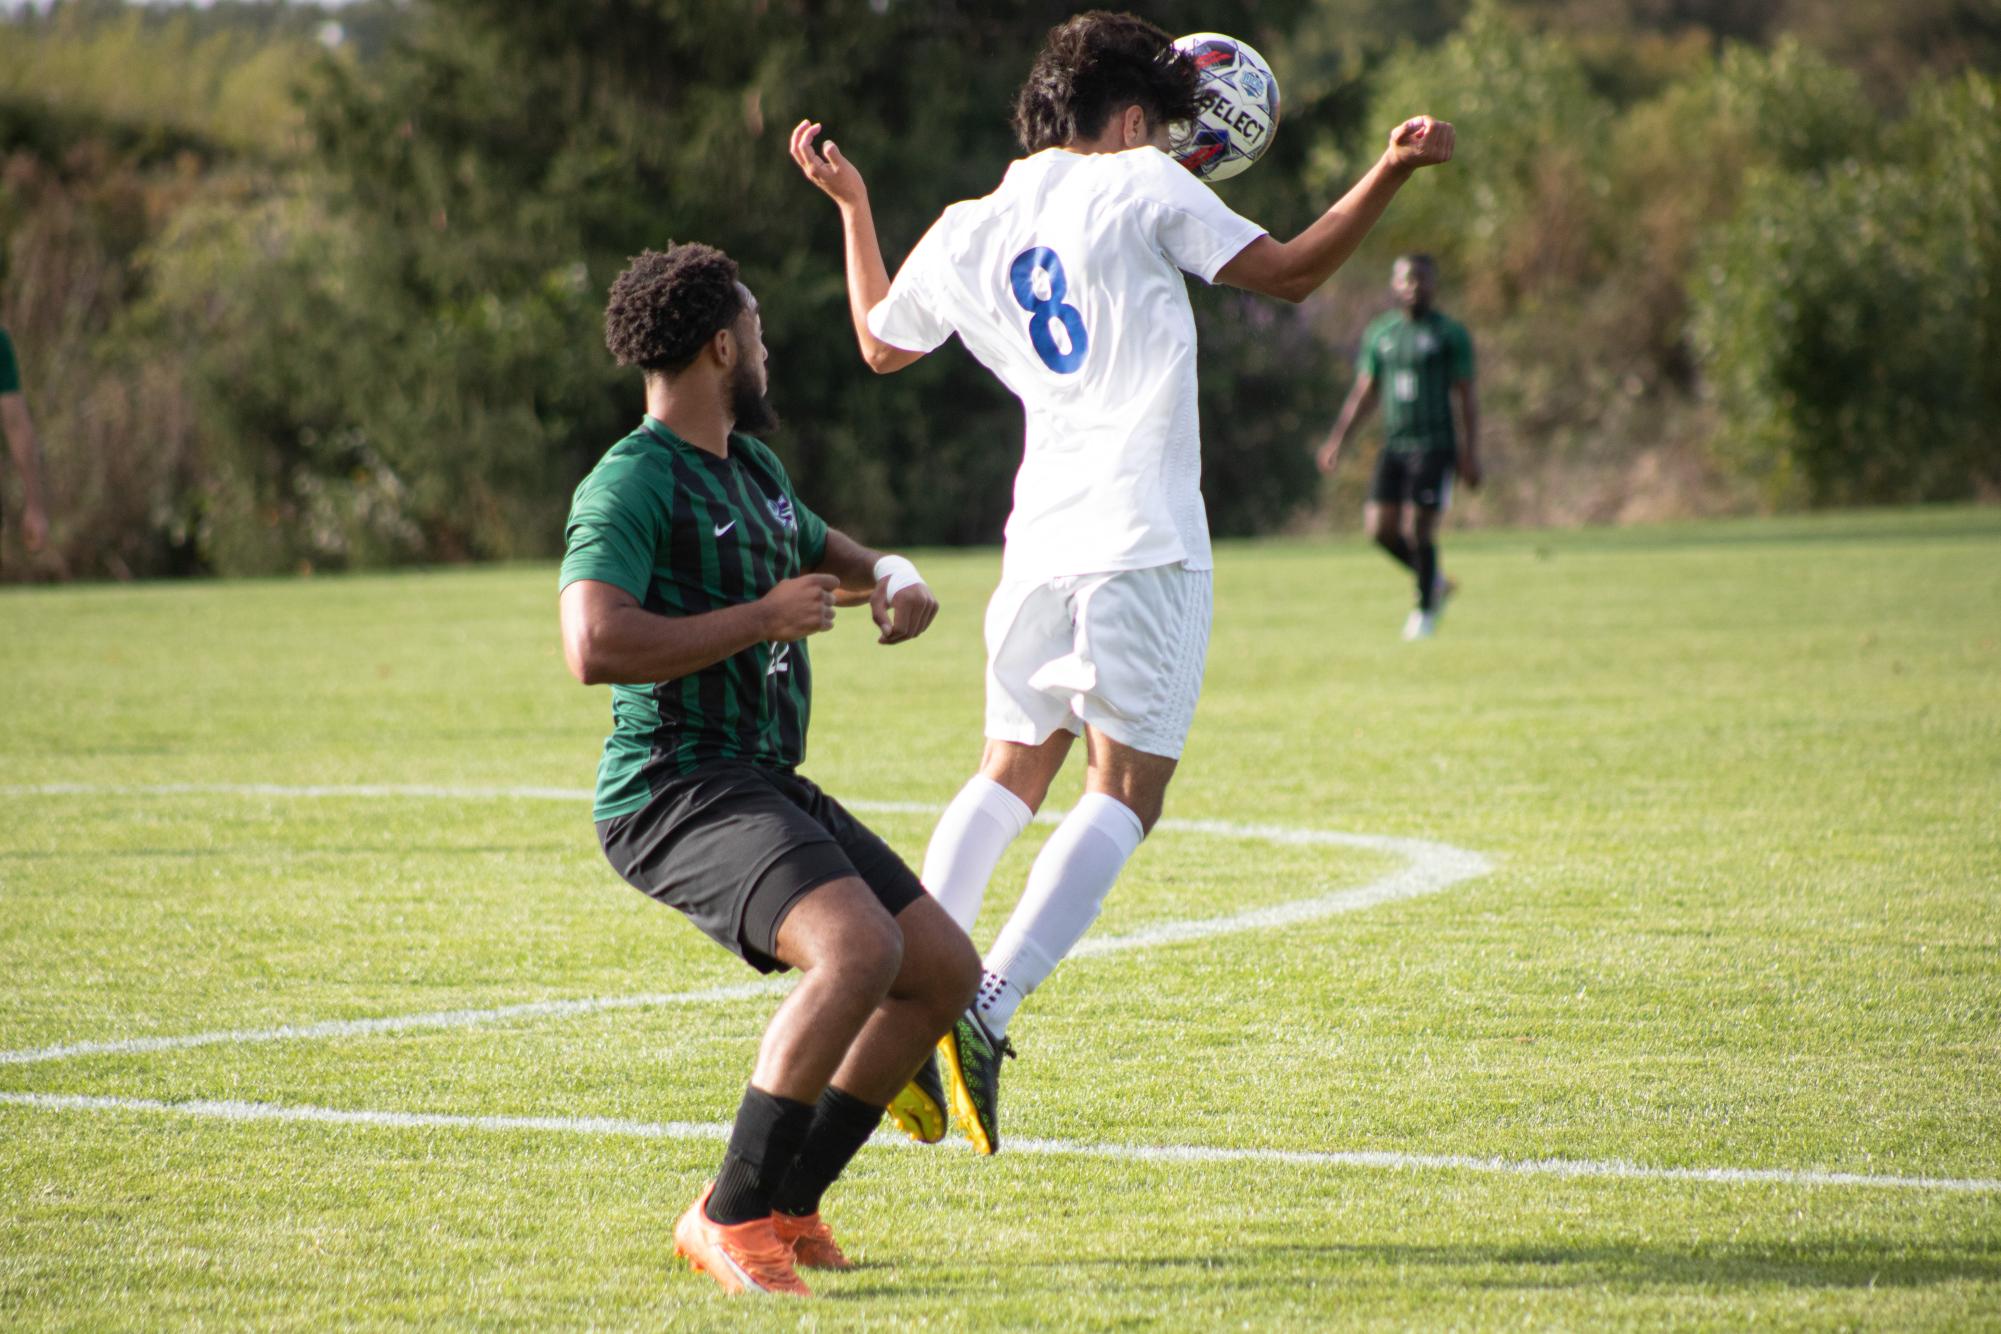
772, 1210, 854, 1270
671, 1183, 812, 1296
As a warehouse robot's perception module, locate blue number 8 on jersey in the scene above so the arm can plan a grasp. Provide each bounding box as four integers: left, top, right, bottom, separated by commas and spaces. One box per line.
1009, 247, 1089, 374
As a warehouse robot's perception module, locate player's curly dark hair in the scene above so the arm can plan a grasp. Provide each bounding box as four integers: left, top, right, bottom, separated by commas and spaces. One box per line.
603, 243, 745, 374
1012, 11, 1199, 154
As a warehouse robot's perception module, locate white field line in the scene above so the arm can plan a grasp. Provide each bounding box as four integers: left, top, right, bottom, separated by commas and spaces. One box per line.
25, 784, 1993, 1196
0, 981, 786, 1067
4, 1090, 1996, 1195
3, 782, 596, 801
0, 784, 1491, 1068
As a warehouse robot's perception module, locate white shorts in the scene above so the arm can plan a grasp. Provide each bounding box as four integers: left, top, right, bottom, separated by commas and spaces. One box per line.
983, 564, 1212, 760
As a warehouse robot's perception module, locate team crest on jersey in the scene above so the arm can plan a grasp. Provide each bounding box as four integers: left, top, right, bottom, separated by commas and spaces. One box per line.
1416, 331, 1438, 355
767, 495, 797, 531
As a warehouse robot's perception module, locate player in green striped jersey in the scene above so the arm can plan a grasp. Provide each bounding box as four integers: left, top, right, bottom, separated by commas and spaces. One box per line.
558, 244, 976, 1296
1316, 254, 1481, 639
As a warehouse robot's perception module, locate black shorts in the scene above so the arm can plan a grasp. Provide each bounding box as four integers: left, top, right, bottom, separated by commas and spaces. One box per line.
1370, 448, 1456, 511
597, 761, 925, 974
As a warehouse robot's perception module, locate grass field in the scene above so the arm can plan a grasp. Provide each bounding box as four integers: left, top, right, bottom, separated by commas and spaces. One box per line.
2, 507, 1997, 1330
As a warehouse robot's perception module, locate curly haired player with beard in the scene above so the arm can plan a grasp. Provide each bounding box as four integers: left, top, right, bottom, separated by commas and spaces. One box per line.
559, 243, 977, 1296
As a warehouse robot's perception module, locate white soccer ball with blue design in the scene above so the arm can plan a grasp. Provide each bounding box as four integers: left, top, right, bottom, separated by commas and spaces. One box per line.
1168, 32, 1281, 183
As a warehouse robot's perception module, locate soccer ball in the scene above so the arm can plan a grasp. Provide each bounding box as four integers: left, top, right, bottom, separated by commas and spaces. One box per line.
1168, 32, 1281, 182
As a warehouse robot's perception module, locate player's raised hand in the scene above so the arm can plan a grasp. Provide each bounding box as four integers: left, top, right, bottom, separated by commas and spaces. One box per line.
789, 120, 869, 209
760, 573, 839, 641
1387, 116, 1455, 171
871, 576, 938, 645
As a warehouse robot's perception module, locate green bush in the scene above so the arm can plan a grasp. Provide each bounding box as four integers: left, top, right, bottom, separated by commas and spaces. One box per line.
1691, 72, 2001, 504
6, 1, 1997, 580
1349, 1, 1616, 313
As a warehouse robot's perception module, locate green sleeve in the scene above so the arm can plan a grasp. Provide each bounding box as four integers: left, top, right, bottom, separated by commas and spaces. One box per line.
1450, 321, 1475, 383
559, 468, 660, 602
0, 330, 20, 396
1355, 318, 1382, 380
792, 490, 828, 571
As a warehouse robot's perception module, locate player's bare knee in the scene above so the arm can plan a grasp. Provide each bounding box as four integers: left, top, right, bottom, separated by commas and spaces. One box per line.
840, 914, 904, 998
782, 881, 900, 989
937, 931, 981, 1017
983, 767, 1049, 813
980, 744, 1058, 811
889, 897, 979, 1016
1120, 793, 1164, 835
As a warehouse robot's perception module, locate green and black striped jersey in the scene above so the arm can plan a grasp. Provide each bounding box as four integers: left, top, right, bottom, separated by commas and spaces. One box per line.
560, 417, 830, 821
1358, 309, 1474, 454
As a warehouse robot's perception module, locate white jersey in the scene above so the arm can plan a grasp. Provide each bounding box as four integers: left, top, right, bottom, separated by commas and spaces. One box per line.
868, 146, 1266, 582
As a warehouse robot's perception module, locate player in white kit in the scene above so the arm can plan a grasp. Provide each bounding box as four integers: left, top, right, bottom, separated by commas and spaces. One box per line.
791, 10, 1454, 1153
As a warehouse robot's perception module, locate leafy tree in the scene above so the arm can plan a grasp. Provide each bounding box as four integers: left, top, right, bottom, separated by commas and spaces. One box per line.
1350, 1, 1615, 314
1692, 72, 2001, 502
1608, 39, 1877, 383
156, 0, 1340, 571
9, 0, 1998, 580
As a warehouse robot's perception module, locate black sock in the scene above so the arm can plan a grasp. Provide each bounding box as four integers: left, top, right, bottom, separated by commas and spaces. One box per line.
1375, 532, 1417, 572
706, 1085, 815, 1226
1415, 540, 1439, 611
770, 1085, 885, 1219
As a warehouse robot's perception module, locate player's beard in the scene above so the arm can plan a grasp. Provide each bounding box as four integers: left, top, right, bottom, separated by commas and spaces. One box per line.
728, 359, 780, 435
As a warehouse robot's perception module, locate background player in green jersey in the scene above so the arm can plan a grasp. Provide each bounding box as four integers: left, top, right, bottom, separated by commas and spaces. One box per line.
558, 243, 976, 1297
1317, 254, 1481, 639
0, 326, 51, 560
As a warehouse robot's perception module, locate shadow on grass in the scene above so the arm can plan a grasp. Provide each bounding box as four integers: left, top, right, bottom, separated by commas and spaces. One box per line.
850, 1235, 2001, 1299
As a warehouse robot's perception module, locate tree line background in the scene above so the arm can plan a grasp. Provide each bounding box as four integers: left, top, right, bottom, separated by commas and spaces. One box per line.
1, 0, 1996, 580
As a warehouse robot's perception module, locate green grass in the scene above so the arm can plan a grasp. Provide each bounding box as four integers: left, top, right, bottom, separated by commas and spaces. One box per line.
2, 507, 1998, 1330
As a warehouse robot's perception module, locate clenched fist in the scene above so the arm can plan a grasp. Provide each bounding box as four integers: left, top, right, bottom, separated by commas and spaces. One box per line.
1387, 116, 1455, 171
871, 577, 938, 645
759, 573, 839, 642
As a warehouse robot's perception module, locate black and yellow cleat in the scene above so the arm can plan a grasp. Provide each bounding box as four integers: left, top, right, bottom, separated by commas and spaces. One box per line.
886, 1051, 949, 1144
938, 1009, 1015, 1156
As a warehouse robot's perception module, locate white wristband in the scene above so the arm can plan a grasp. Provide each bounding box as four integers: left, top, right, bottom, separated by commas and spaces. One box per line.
873, 554, 925, 598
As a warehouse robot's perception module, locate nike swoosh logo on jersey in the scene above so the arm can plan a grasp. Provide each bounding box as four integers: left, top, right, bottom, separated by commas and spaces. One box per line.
714, 521, 735, 537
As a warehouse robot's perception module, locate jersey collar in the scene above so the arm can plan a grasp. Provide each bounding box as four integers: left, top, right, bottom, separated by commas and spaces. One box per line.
640, 415, 740, 461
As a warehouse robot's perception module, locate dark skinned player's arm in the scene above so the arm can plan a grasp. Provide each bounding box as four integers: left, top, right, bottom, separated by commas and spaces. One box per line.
559, 576, 834, 687
816, 527, 940, 645
1331, 373, 1380, 438
1453, 378, 1482, 485
1317, 373, 1379, 472
817, 528, 889, 597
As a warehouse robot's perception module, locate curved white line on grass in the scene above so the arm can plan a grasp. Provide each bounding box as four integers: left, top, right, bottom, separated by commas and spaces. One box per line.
0, 786, 1491, 1068
6, 784, 1994, 1195
1076, 823, 1487, 958
4, 1091, 1995, 1195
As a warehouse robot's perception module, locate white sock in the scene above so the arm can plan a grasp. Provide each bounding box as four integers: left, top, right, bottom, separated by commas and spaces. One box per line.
974, 969, 1024, 1035
920, 774, 1033, 934
979, 792, 1145, 1036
